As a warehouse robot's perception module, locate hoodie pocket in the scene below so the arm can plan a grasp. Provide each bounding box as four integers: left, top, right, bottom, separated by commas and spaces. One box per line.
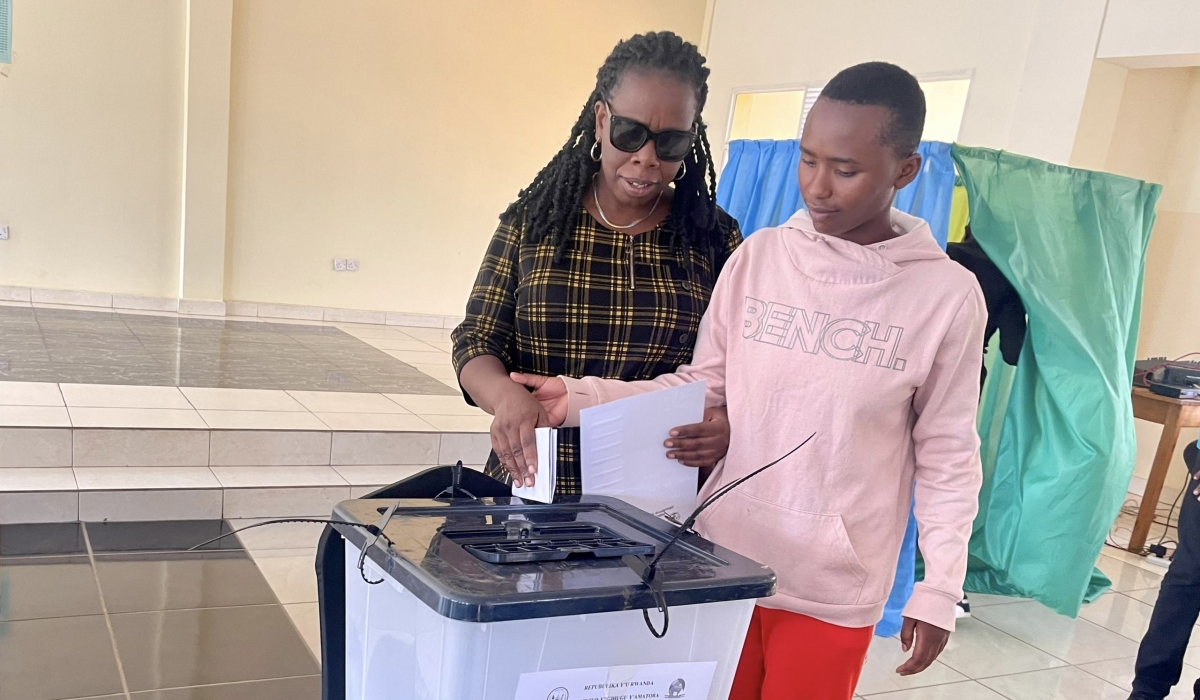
703, 489, 869, 606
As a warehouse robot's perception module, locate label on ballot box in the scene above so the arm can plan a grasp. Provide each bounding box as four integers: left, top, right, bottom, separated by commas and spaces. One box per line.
514, 661, 716, 700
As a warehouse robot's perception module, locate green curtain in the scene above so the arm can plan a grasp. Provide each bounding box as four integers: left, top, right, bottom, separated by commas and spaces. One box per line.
953, 145, 1161, 616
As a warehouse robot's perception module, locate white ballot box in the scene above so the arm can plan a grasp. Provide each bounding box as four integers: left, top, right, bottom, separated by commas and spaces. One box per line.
333, 495, 775, 700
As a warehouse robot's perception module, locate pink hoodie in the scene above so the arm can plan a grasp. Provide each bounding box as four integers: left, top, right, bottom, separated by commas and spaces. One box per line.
560, 209, 986, 632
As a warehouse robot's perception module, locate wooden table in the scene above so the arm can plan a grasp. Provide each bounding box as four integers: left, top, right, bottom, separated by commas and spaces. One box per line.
1128, 387, 1200, 553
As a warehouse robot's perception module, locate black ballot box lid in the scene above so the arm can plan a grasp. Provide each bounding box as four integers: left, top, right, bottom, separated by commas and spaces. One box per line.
332, 496, 776, 623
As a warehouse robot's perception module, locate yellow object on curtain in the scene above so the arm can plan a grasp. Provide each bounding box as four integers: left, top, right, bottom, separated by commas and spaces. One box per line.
947, 184, 969, 243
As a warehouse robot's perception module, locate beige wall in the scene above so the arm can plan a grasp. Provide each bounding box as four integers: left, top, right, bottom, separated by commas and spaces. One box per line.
0, 0, 185, 298
702, 0, 1107, 166
224, 0, 706, 316
1072, 65, 1200, 488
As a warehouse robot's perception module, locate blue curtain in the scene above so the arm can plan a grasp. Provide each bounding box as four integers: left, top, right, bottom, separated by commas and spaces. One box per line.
717, 140, 957, 248
715, 140, 801, 235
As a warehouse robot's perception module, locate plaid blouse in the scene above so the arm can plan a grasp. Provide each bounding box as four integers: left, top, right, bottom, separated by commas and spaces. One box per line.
451, 208, 742, 495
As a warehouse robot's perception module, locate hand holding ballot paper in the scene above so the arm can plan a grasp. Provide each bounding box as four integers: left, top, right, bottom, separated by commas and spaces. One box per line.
510, 373, 710, 520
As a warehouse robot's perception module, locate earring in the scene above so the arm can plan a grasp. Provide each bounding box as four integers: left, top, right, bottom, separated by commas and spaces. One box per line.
674, 160, 688, 181
590, 140, 602, 162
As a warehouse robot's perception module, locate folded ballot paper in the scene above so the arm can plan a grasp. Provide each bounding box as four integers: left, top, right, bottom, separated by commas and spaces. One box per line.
511, 427, 557, 504
580, 381, 707, 522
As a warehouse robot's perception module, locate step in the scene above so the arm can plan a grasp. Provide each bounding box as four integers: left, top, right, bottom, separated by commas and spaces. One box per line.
0, 464, 490, 524
0, 427, 491, 523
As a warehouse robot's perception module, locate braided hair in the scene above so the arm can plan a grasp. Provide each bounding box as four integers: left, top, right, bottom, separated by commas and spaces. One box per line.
501, 31, 726, 264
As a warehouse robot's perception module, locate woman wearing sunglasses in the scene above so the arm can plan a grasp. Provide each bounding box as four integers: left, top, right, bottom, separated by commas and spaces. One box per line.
452, 31, 741, 494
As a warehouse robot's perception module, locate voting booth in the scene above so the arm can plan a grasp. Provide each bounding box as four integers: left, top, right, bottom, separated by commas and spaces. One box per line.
332, 495, 775, 700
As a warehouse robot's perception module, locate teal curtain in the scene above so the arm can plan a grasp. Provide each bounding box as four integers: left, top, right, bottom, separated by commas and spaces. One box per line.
953, 145, 1161, 616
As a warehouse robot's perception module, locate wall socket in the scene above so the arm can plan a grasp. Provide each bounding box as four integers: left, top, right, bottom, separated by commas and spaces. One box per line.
0, 225, 9, 240
333, 258, 358, 271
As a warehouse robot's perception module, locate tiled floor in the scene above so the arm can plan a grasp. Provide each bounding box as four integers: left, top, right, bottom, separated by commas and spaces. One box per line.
0, 382, 489, 430
0, 520, 320, 700
0, 304, 456, 394
4, 518, 1196, 700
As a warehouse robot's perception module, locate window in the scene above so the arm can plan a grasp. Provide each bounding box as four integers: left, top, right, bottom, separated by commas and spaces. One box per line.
0, 0, 11, 64
727, 76, 972, 145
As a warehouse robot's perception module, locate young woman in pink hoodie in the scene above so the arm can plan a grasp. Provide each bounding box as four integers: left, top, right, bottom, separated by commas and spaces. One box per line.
516, 62, 986, 700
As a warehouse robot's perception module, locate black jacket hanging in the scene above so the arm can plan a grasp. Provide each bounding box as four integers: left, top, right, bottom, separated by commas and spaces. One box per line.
947, 226, 1027, 390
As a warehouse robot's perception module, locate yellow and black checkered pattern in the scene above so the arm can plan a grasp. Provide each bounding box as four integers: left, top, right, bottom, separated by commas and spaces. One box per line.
452, 208, 741, 495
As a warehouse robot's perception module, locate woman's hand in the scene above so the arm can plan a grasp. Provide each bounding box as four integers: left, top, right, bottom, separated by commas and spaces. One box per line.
509, 373, 569, 426
490, 384, 551, 487
665, 405, 730, 468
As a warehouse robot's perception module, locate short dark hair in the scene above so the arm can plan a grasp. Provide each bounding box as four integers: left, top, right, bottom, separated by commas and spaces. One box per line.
820, 62, 926, 157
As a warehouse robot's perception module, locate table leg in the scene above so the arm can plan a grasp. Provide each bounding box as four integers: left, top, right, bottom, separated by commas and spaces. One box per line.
1130, 405, 1183, 553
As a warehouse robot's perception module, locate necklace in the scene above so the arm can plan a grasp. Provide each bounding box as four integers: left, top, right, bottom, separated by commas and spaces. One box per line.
592, 175, 663, 230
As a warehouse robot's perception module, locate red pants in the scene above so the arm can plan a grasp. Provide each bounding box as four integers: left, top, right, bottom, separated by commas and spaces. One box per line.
729, 606, 873, 700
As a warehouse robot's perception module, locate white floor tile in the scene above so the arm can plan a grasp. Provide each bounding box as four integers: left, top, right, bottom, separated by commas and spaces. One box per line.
854, 635, 968, 695
330, 432, 440, 466
79, 489, 222, 521
439, 432, 492, 465
386, 314, 443, 330
937, 618, 1066, 679
418, 414, 491, 432
408, 363, 458, 381
0, 468, 77, 491
73, 429, 210, 467
1123, 587, 1159, 606
60, 384, 192, 409
1097, 554, 1165, 592
335, 325, 407, 339
361, 337, 440, 351
222, 486, 349, 518
209, 431, 332, 466
73, 467, 220, 490
0, 382, 64, 406
68, 407, 208, 429
250, 549, 319, 604
979, 666, 1128, 699
287, 391, 410, 414
1076, 655, 1200, 695
0, 491, 78, 523
0, 428, 73, 467
210, 466, 348, 488
385, 349, 450, 365
395, 327, 454, 342
229, 518, 328, 550
1079, 592, 1158, 642
284, 602, 321, 662
384, 394, 484, 416
858, 681, 1006, 699
181, 387, 307, 412
200, 410, 329, 430
972, 600, 1141, 664
0, 406, 72, 427
332, 465, 432, 486
1101, 548, 1177, 576
315, 413, 435, 432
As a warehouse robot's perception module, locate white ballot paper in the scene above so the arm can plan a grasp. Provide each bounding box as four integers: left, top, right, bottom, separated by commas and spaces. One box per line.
511, 427, 556, 503
580, 381, 706, 522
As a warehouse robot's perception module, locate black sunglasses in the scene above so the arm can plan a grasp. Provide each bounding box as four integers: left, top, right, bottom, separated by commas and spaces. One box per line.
606, 102, 697, 162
